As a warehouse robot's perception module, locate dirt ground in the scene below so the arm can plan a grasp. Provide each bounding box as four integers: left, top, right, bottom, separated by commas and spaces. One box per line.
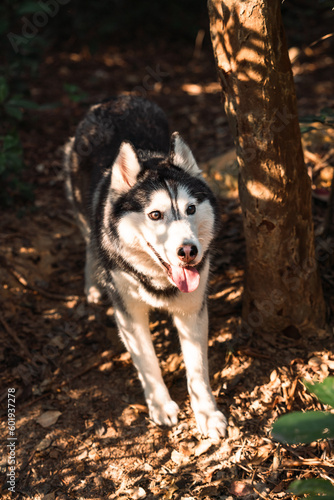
1, 27, 334, 500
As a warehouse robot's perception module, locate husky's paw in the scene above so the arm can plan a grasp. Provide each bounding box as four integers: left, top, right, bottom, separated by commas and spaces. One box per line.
148, 400, 180, 427
86, 285, 102, 304
195, 410, 227, 441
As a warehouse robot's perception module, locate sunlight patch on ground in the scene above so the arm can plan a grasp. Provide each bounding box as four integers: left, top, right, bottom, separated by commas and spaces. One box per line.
181, 82, 221, 95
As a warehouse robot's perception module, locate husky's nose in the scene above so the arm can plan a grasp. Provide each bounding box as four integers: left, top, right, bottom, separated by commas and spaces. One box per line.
177, 245, 198, 264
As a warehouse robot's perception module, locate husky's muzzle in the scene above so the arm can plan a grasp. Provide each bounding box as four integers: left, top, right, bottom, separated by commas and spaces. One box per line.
147, 242, 200, 293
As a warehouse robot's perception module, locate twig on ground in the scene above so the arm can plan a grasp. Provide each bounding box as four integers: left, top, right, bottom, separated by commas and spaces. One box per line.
0, 312, 37, 367
1, 254, 79, 302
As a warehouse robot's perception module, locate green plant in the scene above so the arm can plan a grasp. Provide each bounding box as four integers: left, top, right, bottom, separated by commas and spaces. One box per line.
300, 108, 334, 134
0, 76, 39, 120
0, 0, 51, 207
63, 83, 88, 103
0, 75, 39, 206
272, 377, 334, 498
0, 0, 53, 206
0, 132, 30, 207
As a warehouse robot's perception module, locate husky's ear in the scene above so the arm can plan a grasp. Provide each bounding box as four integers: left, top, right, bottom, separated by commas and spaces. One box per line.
170, 132, 202, 177
111, 142, 141, 195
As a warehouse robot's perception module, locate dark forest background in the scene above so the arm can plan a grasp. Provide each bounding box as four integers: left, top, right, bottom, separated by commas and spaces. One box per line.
0, 0, 333, 207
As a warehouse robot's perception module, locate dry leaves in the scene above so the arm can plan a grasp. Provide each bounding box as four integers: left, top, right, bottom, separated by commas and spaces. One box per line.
36, 411, 62, 428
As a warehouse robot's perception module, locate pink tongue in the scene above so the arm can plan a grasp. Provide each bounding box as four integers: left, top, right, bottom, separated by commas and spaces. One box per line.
170, 266, 200, 293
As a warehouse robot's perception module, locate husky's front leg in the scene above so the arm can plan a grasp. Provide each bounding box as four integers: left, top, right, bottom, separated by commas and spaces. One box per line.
174, 305, 227, 440
114, 304, 179, 427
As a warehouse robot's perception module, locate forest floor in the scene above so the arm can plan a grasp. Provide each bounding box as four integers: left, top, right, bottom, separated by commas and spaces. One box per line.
1, 28, 334, 500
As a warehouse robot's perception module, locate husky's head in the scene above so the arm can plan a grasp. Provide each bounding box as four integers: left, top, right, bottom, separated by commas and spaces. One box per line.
109, 133, 219, 293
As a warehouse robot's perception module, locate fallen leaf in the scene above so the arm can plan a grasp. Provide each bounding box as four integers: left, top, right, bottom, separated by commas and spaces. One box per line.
199, 485, 219, 497
228, 425, 241, 440
49, 449, 59, 459
125, 487, 146, 499
171, 449, 189, 465
98, 361, 113, 372
43, 493, 55, 500
130, 404, 148, 414
76, 463, 85, 473
179, 441, 195, 457
77, 449, 88, 460
49, 335, 66, 349
308, 356, 322, 369
230, 481, 253, 497
36, 436, 52, 451
88, 450, 99, 460
165, 353, 183, 372
251, 444, 274, 465
36, 411, 61, 428
194, 439, 213, 457
162, 483, 178, 500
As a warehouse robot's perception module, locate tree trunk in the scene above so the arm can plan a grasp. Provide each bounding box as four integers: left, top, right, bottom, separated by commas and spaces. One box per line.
207, 0, 326, 333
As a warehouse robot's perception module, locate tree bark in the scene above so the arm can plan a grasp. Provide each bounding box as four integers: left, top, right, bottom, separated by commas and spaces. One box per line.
208, 0, 326, 333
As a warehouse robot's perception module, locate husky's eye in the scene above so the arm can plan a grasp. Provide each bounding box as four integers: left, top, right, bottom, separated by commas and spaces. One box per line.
148, 210, 163, 221
186, 204, 196, 215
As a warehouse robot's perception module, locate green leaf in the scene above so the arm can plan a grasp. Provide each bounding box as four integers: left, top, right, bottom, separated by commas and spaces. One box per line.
300, 108, 334, 126
63, 83, 87, 102
301, 114, 322, 123
272, 411, 334, 444
320, 107, 334, 118
0, 153, 6, 175
1, 133, 22, 152
63, 83, 80, 93
4, 104, 23, 120
7, 98, 40, 109
0, 76, 9, 103
0, 19, 9, 36
67, 93, 87, 103
300, 125, 317, 134
304, 378, 334, 408
37, 101, 61, 110
289, 478, 334, 497
17, 2, 42, 15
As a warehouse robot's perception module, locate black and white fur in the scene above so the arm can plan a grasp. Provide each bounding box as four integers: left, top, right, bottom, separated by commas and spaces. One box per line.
64, 96, 227, 439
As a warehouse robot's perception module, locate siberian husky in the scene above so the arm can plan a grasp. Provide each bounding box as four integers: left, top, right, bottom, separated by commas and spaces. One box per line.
64, 95, 227, 439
